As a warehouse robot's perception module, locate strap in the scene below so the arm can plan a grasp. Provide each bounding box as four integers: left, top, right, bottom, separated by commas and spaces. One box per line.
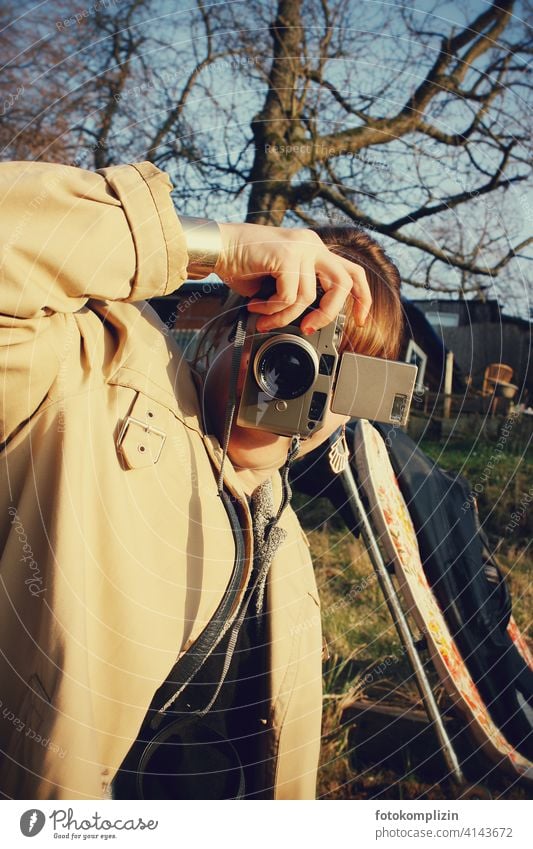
148, 487, 246, 731
147, 307, 250, 732
146, 307, 300, 732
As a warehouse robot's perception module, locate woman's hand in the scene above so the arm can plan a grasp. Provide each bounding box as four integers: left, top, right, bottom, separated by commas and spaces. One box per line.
214, 222, 371, 334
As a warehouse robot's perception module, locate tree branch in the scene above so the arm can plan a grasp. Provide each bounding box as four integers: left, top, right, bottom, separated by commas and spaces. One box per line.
294, 178, 532, 277
387, 147, 526, 230
298, 1, 516, 165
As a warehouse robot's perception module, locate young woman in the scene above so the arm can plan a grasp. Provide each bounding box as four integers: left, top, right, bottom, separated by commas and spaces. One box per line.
0, 160, 401, 801
110, 227, 404, 801
197, 226, 403, 496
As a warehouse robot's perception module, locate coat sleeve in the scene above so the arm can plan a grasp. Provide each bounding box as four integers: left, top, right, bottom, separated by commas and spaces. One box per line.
0, 160, 190, 444
0, 160, 188, 316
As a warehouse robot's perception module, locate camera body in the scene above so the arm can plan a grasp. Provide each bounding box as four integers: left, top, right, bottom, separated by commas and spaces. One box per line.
237, 312, 418, 438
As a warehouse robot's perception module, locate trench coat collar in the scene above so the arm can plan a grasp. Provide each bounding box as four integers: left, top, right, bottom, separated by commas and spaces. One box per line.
96, 299, 204, 433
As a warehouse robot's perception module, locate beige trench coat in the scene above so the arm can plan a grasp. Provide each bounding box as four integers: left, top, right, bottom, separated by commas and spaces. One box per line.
0, 161, 323, 800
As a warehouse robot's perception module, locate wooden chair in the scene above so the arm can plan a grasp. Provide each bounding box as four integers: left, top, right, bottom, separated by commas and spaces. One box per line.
482, 363, 517, 415
482, 363, 514, 395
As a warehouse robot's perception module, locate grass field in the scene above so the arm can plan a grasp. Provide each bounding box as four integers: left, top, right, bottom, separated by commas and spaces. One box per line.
293, 430, 532, 799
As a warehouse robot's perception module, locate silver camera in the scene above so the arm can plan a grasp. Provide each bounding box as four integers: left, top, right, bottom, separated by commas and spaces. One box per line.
237, 310, 418, 439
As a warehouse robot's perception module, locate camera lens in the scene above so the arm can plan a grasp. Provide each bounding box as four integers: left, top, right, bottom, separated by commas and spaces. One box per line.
254, 336, 318, 400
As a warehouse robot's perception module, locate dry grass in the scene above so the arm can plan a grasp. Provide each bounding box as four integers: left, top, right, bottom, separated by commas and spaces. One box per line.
292, 434, 532, 800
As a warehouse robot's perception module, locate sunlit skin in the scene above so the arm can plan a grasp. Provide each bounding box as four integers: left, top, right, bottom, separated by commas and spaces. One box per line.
196, 222, 372, 495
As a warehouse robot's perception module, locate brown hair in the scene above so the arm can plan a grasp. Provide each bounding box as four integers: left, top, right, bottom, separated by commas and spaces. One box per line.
192, 225, 403, 371
311, 225, 403, 360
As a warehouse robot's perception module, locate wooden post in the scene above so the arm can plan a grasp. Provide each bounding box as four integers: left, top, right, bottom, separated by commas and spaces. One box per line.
443, 351, 454, 419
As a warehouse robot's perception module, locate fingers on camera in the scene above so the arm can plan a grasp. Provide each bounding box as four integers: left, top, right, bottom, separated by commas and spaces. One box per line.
249, 264, 315, 331
341, 258, 372, 326
247, 253, 371, 332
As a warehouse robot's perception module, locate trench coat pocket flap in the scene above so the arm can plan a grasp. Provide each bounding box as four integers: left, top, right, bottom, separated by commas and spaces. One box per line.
116, 391, 170, 469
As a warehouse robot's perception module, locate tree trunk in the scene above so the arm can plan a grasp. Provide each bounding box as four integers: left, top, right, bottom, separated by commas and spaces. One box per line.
246, 0, 307, 225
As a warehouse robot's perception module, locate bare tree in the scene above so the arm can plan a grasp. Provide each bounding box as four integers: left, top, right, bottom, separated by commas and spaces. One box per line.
1, 0, 531, 305
243, 0, 532, 300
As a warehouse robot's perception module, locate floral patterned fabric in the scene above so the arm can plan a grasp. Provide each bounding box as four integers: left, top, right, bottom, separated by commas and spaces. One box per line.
353, 419, 533, 780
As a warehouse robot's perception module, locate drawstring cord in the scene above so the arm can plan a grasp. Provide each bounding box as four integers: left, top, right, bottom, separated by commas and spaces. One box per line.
268, 434, 300, 534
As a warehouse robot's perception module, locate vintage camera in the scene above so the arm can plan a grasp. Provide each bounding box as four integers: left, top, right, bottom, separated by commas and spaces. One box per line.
237, 298, 418, 438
